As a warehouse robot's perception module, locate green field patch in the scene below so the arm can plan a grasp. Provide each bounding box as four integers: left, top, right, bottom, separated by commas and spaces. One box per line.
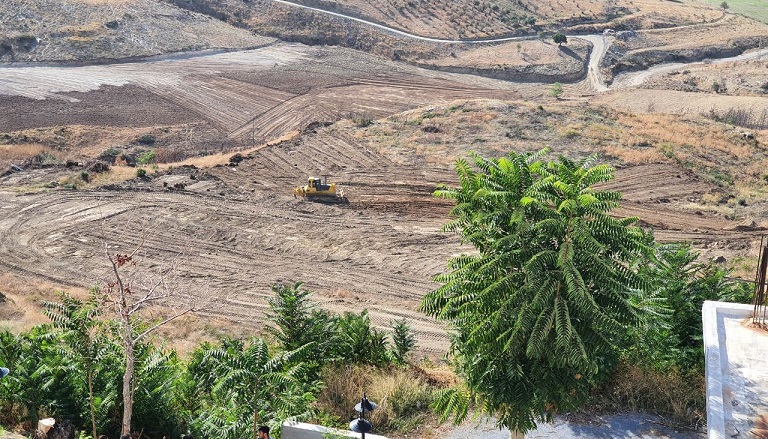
697, 0, 768, 23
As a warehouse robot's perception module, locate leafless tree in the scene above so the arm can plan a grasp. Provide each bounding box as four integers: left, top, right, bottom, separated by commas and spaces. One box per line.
100, 233, 207, 437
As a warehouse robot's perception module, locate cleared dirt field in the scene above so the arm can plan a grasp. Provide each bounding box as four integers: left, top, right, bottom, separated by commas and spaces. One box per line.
0, 44, 523, 351
1, 124, 763, 354
2, 45, 768, 355
2, 37, 767, 353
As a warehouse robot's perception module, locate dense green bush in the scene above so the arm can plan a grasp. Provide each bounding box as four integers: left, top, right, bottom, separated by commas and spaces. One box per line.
627, 242, 752, 372
137, 150, 157, 165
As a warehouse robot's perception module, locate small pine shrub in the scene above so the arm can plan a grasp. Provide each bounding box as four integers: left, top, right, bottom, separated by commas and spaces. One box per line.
549, 82, 563, 98
136, 168, 147, 178
389, 319, 416, 366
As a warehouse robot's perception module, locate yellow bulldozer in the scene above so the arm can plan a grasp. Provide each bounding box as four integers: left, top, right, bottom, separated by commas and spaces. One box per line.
293, 176, 349, 203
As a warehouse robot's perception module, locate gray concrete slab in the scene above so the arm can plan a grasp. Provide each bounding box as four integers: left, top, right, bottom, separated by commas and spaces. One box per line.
443, 414, 704, 439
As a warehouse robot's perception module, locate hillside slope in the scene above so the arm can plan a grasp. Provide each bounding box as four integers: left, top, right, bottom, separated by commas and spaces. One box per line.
0, 0, 273, 63
169, 0, 724, 41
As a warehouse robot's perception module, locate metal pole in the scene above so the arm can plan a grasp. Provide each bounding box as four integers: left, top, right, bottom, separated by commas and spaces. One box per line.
361, 395, 366, 439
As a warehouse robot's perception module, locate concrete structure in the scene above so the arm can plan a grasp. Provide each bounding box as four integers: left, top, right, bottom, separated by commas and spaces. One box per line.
702, 301, 768, 439
281, 422, 388, 439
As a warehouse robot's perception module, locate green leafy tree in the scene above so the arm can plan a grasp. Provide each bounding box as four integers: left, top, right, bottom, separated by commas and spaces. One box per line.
0, 327, 63, 429
129, 344, 184, 438
43, 291, 111, 439
190, 338, 317, 439
136, 150, 156, 165
421, 150, 652, 436
389, 319, 416, 366
333, 311, 390, 366
628, 243, 751, 371
552, 32, 567, 46
266, 282, 336, 355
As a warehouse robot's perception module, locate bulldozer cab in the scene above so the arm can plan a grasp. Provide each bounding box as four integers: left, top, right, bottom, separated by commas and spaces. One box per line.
308, 177, 331, 191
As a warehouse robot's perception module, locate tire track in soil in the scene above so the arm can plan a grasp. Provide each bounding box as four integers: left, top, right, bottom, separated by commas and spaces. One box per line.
1, 47, 761, 354
0, 158, 759, 354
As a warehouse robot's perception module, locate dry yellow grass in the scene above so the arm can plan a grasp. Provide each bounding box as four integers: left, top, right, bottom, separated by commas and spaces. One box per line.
603, 145, 667, 164
70, 130, 302, 188
0, 273, 87, 332
167, 130, 300, 168
0, 144, 52, 162
318, 364, 440, 436
591, 362, 705, 426
611, 0, 722, 27
88, 165, 138, 186
628, 15, 767, 53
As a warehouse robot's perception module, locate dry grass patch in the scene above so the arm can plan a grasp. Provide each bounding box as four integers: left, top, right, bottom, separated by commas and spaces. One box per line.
626, 15, 766, 52
0, 144, 53, 163
590, 362, 705, 428
603, 145, 666, 164
80, 165, 136, 187
58, 22, 103, 37
62, 130, 303, 188
614, 112, 768, 185
153, 315, 251, 357
318, 364, 440, 436
0, 273, 86, 332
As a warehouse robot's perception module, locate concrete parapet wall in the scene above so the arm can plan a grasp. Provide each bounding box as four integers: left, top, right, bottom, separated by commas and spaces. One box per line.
702, 300, 762, 439
281, 421, 389, 439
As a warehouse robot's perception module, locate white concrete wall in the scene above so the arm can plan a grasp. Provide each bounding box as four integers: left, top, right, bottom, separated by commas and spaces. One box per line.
281, 422, 388, 439
702, 300, 755, 439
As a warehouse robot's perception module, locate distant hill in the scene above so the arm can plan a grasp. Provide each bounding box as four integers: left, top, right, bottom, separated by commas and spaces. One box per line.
166, 0, 725, 42
0, 0, 274, 63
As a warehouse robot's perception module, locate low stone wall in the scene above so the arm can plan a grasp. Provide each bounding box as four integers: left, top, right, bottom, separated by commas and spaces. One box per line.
281, 422, 388, 439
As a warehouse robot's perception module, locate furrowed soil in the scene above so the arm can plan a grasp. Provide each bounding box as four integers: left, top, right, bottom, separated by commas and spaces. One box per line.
2, 43, 768, 354
2, 0, 768, 356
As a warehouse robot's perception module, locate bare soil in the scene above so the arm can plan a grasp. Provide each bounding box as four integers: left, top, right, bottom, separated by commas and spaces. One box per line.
1, 44, 767, 354
1, 0, 768, 356
0, 0, 273, 63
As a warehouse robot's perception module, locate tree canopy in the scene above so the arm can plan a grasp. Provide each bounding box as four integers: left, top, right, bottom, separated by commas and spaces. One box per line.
421, 150, 653, 434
